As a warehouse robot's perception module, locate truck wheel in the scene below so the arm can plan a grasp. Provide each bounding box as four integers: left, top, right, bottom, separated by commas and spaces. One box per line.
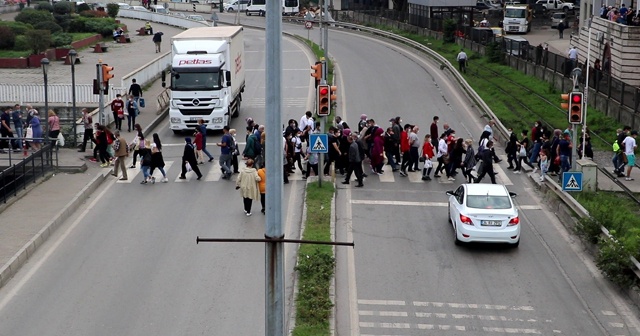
172, 130, 182, 135
563, 7, 569, 13
245, 10, 250, 16
260, 10, 265, 16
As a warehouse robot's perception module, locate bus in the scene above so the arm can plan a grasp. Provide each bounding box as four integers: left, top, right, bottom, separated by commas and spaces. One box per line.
246, 0, 298, 16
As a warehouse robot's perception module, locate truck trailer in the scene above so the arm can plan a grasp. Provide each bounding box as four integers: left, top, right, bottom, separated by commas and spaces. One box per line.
169, 26, 245, 134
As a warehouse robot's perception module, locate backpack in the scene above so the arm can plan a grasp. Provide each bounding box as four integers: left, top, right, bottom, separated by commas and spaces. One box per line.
106, 131, 114, 145
358, 120, 367, 133
253, 135, 262, 155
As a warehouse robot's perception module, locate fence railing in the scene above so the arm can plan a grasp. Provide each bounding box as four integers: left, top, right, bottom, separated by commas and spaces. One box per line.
0, 84, 127, 104
0, 142, 57, 204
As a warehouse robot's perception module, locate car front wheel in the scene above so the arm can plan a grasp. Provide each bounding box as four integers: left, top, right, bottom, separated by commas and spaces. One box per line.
227, 7, 234, 11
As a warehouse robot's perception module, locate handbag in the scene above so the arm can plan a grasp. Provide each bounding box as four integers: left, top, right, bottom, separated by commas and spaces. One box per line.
26, 126, 33, 139
519, 147, 527, 157
57, 132, 65, 147
139, 97, 145, 108
185, 161, 193, 172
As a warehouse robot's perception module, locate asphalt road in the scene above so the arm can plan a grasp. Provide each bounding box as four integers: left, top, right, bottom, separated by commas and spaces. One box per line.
317, 27, 640, 336
0, 27, 314, 335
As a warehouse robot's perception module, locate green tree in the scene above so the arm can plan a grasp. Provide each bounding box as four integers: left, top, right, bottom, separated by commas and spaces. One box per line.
106, 3, 119, 18
443, 19, 457, 43
25, 29, 51, 54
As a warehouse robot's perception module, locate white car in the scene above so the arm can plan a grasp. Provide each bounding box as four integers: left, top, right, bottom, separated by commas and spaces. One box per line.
186, 14, 207, 23
116, 2, 130, 9
130, 5, 149, 11
446, 184, 520, 247
225, 0, 249, 12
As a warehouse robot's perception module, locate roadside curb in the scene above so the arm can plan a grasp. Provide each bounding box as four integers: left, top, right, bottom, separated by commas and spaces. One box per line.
0, 171, 108, 289
142, 106, 169, 138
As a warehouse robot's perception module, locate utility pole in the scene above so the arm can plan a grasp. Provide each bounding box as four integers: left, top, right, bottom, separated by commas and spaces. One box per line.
264, 0, 284, 334
582, 18, 593, 160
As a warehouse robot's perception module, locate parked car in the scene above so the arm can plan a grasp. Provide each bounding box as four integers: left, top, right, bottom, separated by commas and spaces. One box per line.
150, 4, 169, 14
446, 184, 520, 247
115, 2, 130, 9
172, 12, 187, 18
130, 5, 149, 11
186, 14, 208, 23
225, 0, 249, 12
551, 12, 568, 28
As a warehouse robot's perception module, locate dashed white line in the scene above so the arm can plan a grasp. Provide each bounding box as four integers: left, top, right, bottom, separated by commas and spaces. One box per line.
412, 301, 534, 311
483, 327, 541, 334
358, 299, 406, 306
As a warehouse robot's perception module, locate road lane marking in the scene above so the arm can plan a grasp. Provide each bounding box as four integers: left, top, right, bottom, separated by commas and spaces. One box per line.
417, 324, 466, 331
413, 301, 534, 311
358, 299, 406, 306
350, 200, 541, 210
483, 327, 541, 334
359, 310, 408, 317
345, 186, 361, 336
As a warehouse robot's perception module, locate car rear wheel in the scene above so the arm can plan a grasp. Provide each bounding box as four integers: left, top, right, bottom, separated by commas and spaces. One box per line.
511, 239, 520, 248
228, 7, 234, 12
454, 225, 462, 246
448, 207, 452, 224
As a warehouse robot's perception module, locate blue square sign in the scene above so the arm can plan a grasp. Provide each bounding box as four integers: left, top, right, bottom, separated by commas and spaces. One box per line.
309, 134, 328, 154
562, 172, 583, 192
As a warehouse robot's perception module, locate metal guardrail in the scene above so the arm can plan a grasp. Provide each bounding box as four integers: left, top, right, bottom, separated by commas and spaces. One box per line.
0, 84, 127, 104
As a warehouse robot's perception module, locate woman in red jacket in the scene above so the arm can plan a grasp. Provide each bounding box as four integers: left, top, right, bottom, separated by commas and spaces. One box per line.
421, 134, 435, 180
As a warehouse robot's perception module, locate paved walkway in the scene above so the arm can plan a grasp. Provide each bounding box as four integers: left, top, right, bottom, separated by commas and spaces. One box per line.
0, 15, 183, 289
0, 14, 185, 87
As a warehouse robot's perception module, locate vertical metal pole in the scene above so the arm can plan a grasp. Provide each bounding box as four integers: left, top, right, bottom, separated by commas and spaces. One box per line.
323, 0, 329, 59
265, 0, 284, 334
582, 21, 592, 160
319, 0, 323, 49
97, 61, 104, 126
43, 71, 49, 144
318, 60, 327, 188
71, 60, 77, 148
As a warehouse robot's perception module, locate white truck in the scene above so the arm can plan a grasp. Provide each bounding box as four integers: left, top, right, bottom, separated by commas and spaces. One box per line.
169, 26, 245, 134
535, 0, 575, 12
503, 4, 532, 33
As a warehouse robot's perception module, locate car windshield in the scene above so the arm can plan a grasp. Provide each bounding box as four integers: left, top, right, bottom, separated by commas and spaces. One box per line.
466, 195, 512, 209
172, 71, 220, 90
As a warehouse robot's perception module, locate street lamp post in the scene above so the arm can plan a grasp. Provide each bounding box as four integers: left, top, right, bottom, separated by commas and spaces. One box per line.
42, 58, 50, 146
69, 49, 78, 148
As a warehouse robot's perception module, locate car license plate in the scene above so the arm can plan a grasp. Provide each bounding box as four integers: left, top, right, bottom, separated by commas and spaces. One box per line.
190, 117, 200, 121
481, 220, 502, 226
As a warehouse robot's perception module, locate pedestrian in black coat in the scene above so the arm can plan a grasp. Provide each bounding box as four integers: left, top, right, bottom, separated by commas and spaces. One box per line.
180, 137, 202, 180
474, 140, 497, 184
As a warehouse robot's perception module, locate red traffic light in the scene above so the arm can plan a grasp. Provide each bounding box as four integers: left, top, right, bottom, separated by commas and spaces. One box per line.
572, 94, 582, 103
319, 87, 328, 95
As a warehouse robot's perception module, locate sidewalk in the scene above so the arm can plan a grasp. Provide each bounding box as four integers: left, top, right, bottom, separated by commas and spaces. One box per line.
0, 16, 180, 289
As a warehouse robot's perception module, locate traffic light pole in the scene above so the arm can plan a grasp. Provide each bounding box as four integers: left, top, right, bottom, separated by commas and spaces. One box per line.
97, 61, 104, 126
582, 18, 593, 161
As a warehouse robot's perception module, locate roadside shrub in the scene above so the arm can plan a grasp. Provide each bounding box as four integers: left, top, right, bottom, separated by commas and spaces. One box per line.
0, 26, 16, 49
15, 8, 54, 27
25, 29, 51, 54
106, 3, 119, 18
13, 35, 29, 51
576, 216, 602, 244
0, 21, 32, 36
53, 1, 73, 15
33, 21, 63, 34
80, 10, 109, 18
68, 16, 87, 33
34, 2, 54, 12
77, 3, 91, 12
486, 41, 503, 64
596, 236, 639, 288
50, 32, 73, 47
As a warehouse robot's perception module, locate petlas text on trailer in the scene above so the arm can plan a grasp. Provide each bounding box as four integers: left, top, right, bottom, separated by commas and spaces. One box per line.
169, 26, 245, 133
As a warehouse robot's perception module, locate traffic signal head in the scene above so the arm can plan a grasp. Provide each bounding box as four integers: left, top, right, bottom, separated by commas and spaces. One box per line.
569, 92, 583, 124
311, 62, 322, 82
317, 84, 330, 116
102, 64, 114, 83
560, 93, 570, 111
330, 86, 337, 102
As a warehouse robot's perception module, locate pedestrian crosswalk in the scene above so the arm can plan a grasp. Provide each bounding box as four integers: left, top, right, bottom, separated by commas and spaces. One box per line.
357, 299, 632, 335
108, 158, 518, 186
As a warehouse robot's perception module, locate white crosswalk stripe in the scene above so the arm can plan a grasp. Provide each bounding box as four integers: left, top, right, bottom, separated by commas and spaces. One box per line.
357, 299, 558, 334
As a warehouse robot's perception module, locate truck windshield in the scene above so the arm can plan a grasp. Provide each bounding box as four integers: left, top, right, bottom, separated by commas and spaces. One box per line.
505, 9, 526, 18
172, 70, 220, 91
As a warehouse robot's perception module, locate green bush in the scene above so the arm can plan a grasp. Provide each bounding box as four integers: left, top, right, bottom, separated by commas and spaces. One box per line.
0, 21, 32, 36
68, 16, 87, 33
83, 17, 117, 37
54, 13, 72, 31
13, 35, 29, 51
50, 32, 72, 47
25, 29, 51, 54
576, 216, 602, 244
34, 2, 54, 12
53, 1, 73, 15
34, 21, 63, 34
486, 41, 503, 64
443, 19, 456, 43
596, 236, 639, 288
79, 10, 109, 18
106, 3, 119, 18
15, 8, 54, 27
77, 3, 91, 12
0, 26, 16, 49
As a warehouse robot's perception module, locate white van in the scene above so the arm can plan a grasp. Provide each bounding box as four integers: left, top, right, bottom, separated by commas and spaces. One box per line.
245, 0, 298, 16
150, 5, 170, 14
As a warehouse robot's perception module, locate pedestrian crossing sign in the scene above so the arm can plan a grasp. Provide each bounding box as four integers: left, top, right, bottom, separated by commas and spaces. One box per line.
562, 172, 583, 191
309, 134, 328, 153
